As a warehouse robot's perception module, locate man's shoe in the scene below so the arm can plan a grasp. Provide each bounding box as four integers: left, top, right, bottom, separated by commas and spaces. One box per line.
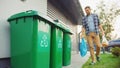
89, 61, 96, 65
96, 56, 100, 62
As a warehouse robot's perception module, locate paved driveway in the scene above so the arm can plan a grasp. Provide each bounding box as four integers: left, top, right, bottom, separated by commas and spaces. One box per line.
63, 51, 90, 68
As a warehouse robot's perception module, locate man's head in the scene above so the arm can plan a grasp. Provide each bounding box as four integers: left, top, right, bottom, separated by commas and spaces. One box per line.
85, 6, 91, 15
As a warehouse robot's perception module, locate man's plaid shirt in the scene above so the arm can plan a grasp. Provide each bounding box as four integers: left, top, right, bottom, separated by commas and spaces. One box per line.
82, 14, 100, 35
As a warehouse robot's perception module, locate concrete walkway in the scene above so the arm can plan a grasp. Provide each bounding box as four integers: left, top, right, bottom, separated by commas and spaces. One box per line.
63, 51, 90, 68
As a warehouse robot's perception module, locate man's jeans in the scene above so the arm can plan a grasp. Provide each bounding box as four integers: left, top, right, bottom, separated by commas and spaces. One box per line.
87, 32, 101, 62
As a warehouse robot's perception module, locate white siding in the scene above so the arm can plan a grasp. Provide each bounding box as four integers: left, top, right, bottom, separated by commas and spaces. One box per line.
47, 2, 79, 51
0, 0, 47, 58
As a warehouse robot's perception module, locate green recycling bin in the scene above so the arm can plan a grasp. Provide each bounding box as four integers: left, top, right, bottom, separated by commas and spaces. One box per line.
53, 20, 73, 66
63, 31, 72, 66
51, 20, 73, 67
50, 22, 63, 68
8, 10, 53, 68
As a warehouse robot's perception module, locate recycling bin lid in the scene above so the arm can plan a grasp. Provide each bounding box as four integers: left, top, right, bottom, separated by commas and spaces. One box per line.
7, 10, 54, 23
54, 20, 73, 35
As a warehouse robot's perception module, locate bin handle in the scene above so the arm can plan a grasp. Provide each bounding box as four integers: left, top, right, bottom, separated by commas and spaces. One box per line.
26, 10, 33, 13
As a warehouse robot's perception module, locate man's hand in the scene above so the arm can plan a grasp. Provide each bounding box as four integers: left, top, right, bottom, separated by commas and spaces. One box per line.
81, 27, 85, 38
102, 31, 105, 36
80, 33, 84, 38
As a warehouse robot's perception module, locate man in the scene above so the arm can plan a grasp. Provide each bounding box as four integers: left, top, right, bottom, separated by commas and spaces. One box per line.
81, 6, 104, 65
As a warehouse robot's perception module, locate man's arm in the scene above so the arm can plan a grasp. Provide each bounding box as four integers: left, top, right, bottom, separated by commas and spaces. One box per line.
95, 14, 105, 36
81, 16, 86, 38
81, 27, 85, 38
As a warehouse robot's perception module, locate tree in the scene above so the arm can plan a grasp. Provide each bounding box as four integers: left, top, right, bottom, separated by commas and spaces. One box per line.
94, 0, 120, 41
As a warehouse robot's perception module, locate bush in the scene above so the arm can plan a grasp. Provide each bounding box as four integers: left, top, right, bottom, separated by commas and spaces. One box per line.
111, 47, 120, 57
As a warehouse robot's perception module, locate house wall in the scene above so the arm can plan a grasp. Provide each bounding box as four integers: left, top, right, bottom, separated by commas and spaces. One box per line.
0, 0, 47, 59
0, 0, 47, 67
47, 2, 79, 51
0, 0, 81, 67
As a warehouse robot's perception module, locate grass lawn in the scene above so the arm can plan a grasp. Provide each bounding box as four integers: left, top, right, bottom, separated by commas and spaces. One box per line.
82, 53, 120, 68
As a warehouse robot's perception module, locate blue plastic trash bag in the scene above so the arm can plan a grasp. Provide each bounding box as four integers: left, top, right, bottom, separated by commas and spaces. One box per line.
79, 38, 87, 57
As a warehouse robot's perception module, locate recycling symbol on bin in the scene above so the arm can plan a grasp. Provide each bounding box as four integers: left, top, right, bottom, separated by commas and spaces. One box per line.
58, 39, 62, 48
40, 35, 48, 48
67, 41, 71, 48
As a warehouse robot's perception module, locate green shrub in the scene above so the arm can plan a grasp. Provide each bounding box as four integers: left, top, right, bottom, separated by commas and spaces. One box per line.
111, 47, 120, 57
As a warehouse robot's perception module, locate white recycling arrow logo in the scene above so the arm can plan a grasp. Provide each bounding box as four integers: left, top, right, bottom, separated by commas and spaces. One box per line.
40, 35, 48, 48
58, 39, 62, 48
